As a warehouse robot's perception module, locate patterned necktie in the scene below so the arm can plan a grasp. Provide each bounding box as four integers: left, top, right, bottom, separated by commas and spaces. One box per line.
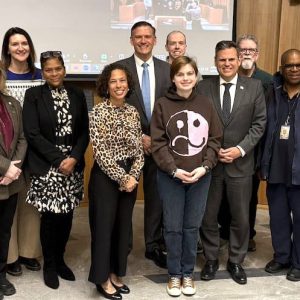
142, 62, 151, 122
222, 83, 232, 122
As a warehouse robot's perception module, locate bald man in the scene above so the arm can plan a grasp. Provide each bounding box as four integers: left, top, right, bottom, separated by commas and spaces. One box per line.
261, 49, 300, 281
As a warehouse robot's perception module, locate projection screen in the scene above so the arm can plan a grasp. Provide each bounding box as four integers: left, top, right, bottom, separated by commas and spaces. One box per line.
0, 0, 235, 78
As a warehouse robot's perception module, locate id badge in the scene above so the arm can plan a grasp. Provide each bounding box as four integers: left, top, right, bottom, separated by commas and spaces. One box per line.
280, 125, 290, 139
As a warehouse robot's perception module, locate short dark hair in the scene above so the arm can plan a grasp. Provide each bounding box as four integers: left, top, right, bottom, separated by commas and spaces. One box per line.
130, 21, 156, 37
170, 56, 199, 88
215, 40, 237, 57
96, 63, 134, 99
40, 52, 65, 70
1, 27, 37, 77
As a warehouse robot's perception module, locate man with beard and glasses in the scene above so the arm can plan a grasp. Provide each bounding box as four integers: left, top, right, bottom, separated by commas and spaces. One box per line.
217, 34, 273, 253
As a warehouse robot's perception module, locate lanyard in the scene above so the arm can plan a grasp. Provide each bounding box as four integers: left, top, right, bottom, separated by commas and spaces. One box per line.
285, 92, 299, 126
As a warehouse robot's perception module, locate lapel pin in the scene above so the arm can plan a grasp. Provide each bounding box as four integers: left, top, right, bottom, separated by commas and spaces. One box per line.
8, 102, 12, 105
240, 86, 244, 90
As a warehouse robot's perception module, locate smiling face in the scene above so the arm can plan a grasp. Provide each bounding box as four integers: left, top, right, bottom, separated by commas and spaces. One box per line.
8, 34, 30, 65
280, 51, 300, 87
165, 32, 187, 63
173, 63, 197, 98
108, 69, 129, 106
130, 25, 156, 61
42, 57, 66, 88
215, 47, 240, 81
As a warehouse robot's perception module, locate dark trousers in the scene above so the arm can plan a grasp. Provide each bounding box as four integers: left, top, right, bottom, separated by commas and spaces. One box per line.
0, 194, 18, 275
201, 173, 252, 264
267, 183, 300, 269
88, 163, 137, 284
143, 155, 163, 252
40, 210, 73, 270
218, 173, 259, 240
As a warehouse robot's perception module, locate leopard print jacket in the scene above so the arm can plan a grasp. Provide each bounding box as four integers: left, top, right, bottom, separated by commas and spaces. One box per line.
89, 100, 144, 189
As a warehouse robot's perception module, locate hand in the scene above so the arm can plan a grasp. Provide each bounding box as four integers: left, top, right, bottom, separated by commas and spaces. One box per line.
59, 157, 77, 176
174, 168, 194, 183
190, 167, 207, 182
218, 147, 241, 163
0, 176, 13, 185
124, 176, 138, 193
5, 160, 22, 180
142, 134, 151, 156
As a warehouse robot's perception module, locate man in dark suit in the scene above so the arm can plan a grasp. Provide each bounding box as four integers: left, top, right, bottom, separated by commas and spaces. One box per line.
117, 21, 171, 268
218, 34, 273, 252
198, 40, 266, 284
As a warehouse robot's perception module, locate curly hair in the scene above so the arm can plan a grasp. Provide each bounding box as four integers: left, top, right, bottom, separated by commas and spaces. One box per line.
96, 63, 134, 99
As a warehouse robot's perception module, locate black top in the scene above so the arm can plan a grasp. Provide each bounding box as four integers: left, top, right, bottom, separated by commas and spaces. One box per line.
269, 91, 299, 185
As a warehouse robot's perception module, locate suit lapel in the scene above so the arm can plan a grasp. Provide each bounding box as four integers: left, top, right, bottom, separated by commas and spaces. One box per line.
153, 57, 161, 101
41, 84, 57, 130
230, 76, 244, 121
128, 55, 147, 119
210, 77, 224, 124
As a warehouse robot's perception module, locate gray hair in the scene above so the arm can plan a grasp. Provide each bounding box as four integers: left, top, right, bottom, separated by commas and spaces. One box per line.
236, 34, 259, 51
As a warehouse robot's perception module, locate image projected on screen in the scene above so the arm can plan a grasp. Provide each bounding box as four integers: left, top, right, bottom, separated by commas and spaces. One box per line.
112, 0, 231, 31
0, 0, 234, 77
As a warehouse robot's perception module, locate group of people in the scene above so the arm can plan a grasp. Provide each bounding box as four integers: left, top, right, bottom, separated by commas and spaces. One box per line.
0, 20, 299, 300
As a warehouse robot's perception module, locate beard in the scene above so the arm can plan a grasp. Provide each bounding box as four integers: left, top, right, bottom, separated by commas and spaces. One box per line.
241, 59, 254, 70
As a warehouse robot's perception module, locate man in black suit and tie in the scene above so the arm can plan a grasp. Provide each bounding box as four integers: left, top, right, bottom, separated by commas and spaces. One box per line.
198, 41, 266, 284
117, 21, 170, 268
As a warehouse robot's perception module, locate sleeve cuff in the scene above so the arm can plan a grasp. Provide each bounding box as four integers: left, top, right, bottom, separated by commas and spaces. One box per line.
236, 145, 246, 157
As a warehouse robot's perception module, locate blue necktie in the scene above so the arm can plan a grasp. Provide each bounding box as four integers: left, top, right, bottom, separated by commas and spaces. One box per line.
142, 62, 151, 122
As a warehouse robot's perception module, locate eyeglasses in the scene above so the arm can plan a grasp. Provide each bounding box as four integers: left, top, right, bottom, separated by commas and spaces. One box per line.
282, 64, 300, 71
239, 48, 258, 55
40, 51, 62, 60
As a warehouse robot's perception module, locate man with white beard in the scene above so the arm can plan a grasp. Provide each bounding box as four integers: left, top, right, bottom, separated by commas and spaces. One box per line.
237, 34, 273, 93
217, 34, 273, 254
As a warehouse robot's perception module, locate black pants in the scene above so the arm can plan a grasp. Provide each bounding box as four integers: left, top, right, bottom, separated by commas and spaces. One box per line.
88, 163, 137, 284
40, 210, 73, 270
143, 155, 164, 252
267, 183, 300, 268
218, 174, 259, 240
0, 194, 18, 275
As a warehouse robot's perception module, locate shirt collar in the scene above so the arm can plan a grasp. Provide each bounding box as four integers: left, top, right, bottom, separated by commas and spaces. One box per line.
134, 54, 153, 67
219, 74, 238, 86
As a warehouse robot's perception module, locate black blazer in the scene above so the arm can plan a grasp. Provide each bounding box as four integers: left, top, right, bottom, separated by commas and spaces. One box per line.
117, 55, 171, 135
22, 84, 89, 176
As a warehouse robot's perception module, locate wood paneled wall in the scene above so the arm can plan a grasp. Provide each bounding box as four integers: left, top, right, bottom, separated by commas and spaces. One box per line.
237, 0, 300, 74
81, 0, 300, 205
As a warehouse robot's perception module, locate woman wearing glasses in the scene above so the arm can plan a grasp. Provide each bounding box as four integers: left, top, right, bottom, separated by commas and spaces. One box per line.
22, 51, 89, 289
1, 27, 43, 277
0, 61, 27, 297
